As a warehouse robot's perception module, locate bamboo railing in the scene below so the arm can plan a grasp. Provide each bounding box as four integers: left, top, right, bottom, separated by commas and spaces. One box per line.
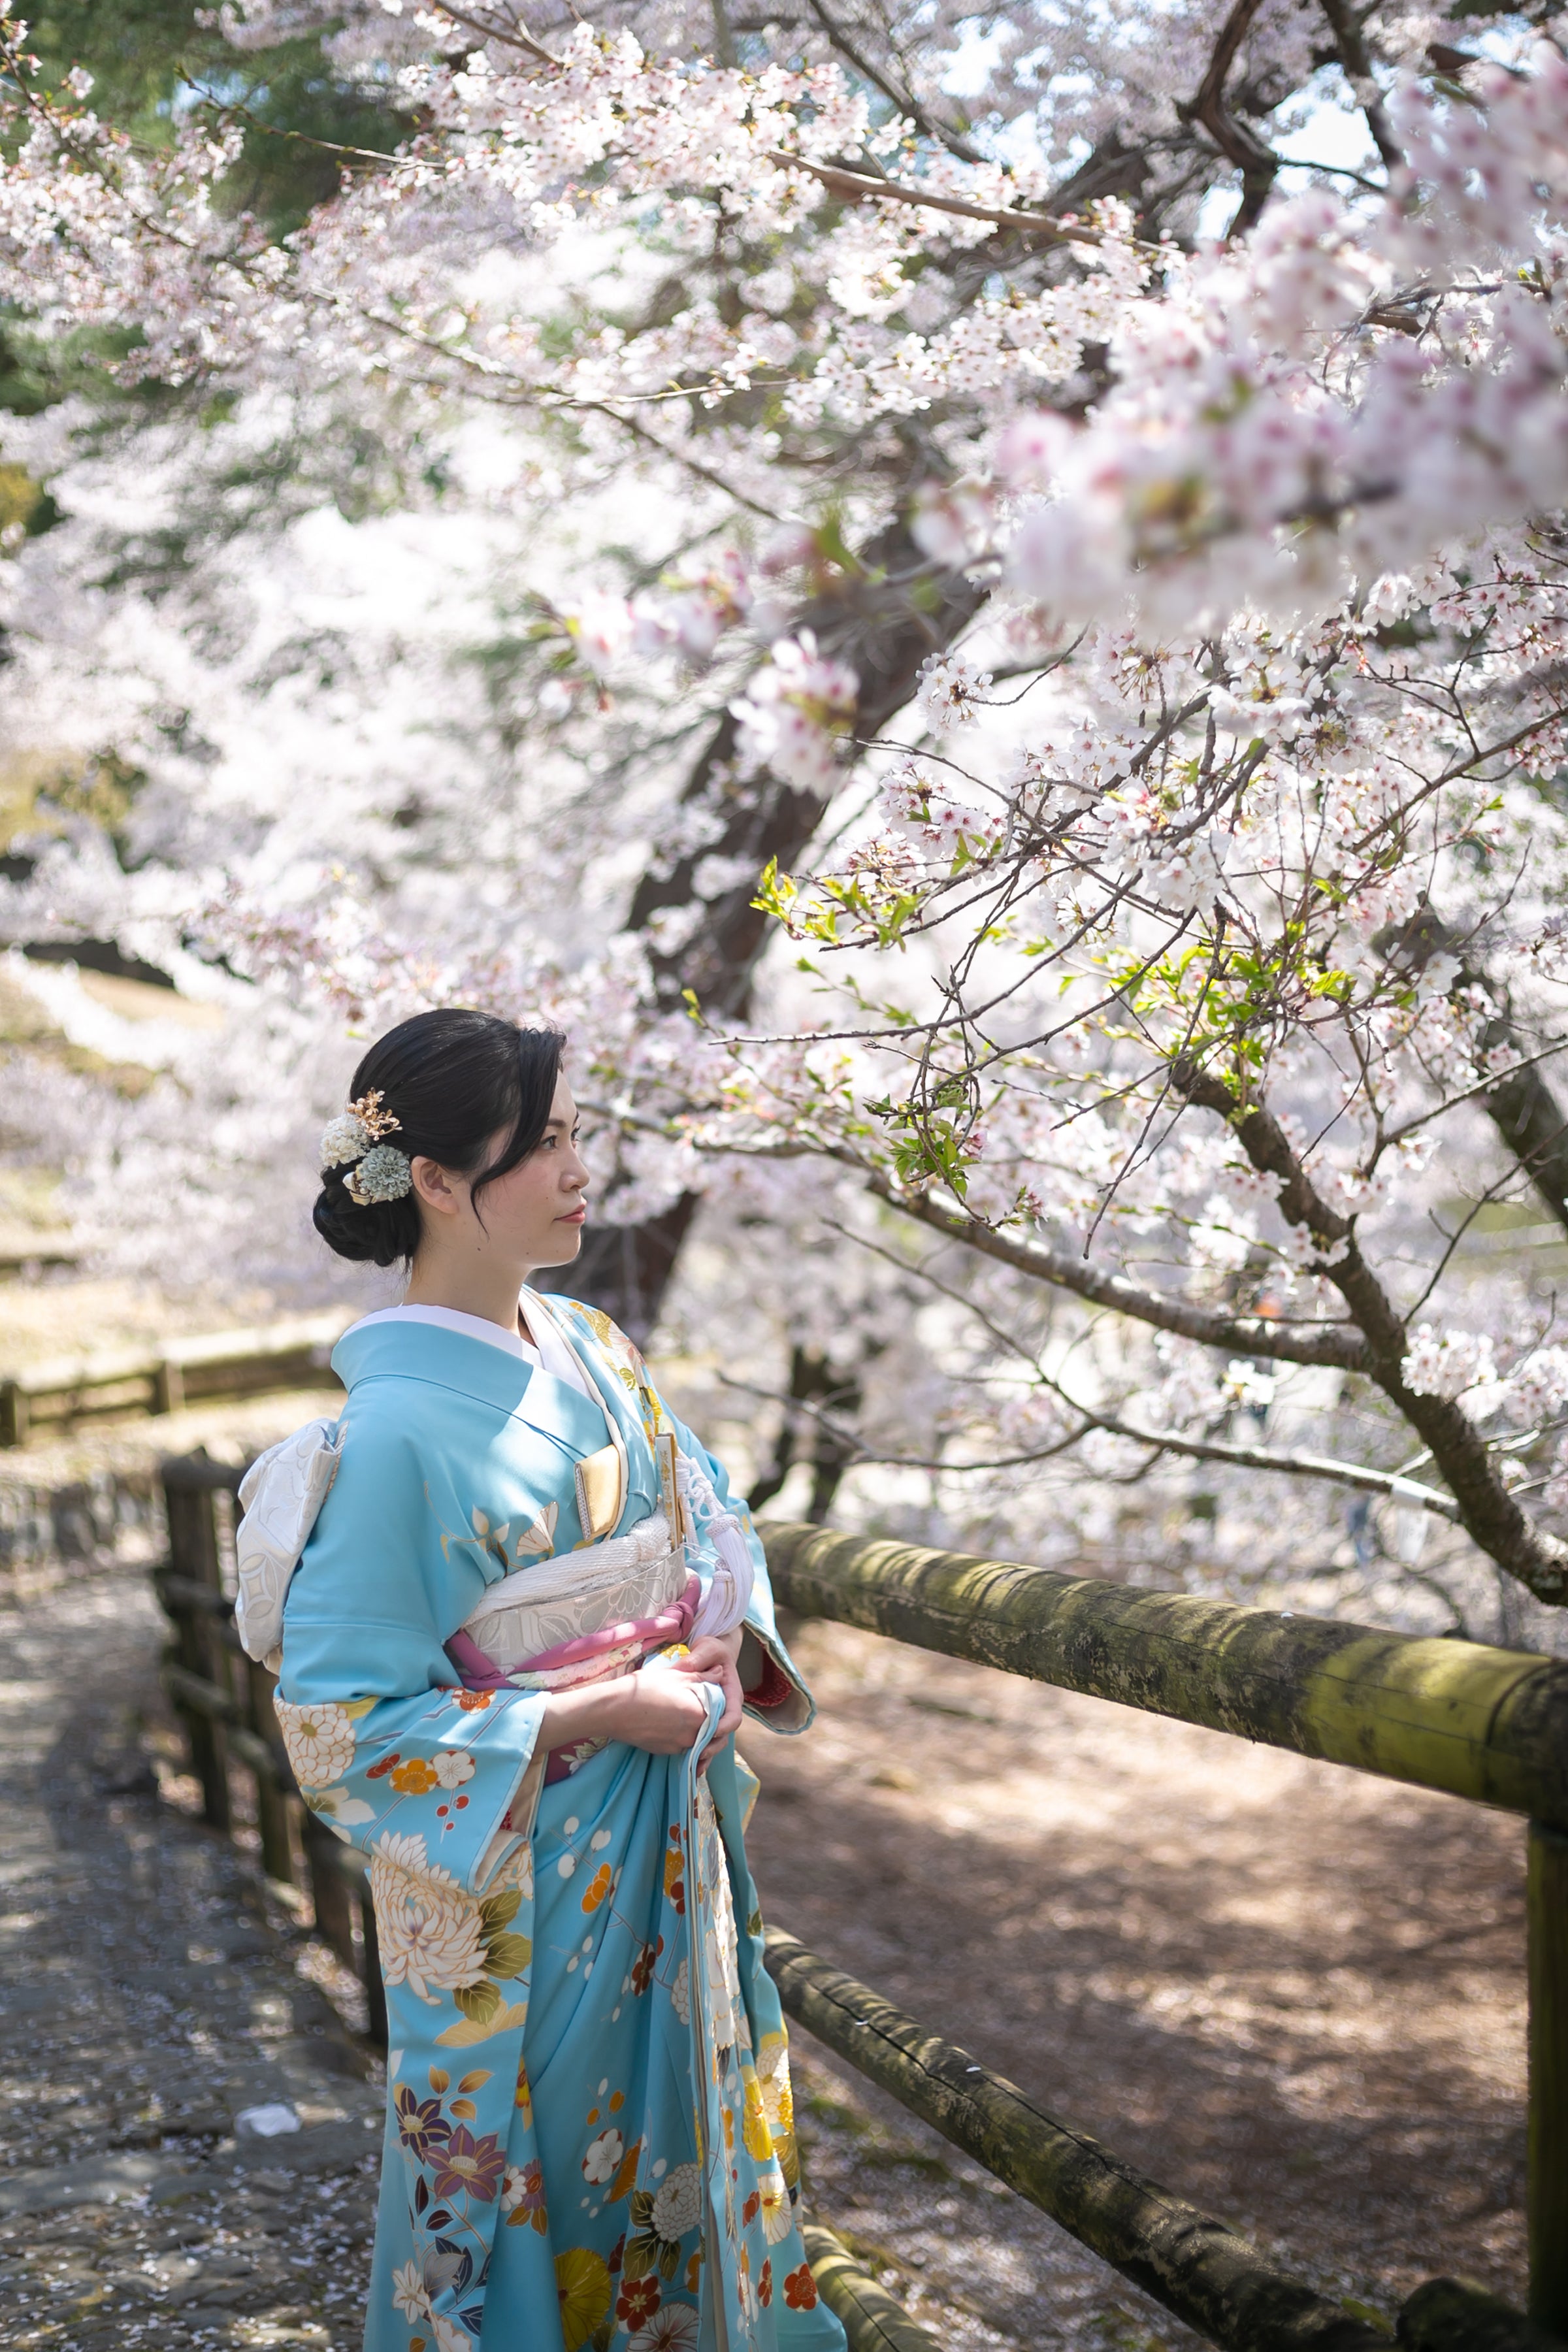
760, 1522, 1568, 2352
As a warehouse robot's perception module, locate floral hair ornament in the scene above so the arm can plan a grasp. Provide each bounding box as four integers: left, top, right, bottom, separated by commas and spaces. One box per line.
318, 1090, 414, 1207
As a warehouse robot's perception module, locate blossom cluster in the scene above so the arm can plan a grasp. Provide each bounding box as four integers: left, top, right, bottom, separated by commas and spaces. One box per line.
4, 0, 1568, 1629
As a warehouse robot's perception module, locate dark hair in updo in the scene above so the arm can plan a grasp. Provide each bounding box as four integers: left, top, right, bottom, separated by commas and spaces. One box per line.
314, 1009, 566, 1269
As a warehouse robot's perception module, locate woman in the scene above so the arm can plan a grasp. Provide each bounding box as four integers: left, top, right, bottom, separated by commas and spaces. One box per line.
232, 1009, 846, 2352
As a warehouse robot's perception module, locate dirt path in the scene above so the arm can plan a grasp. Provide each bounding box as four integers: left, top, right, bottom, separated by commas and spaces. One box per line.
0, 1558, 382, 2352
740, 1617, 1527, 2350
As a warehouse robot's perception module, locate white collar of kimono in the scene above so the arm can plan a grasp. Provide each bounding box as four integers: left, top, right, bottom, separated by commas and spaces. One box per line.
348, 1298, 592, 1398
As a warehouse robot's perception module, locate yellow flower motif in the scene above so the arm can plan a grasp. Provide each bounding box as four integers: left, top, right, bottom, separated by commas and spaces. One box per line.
740, 2066, 773, 2161
554, 2247, 612, 2352
273, 1697, 355, 1791
390, 1758, 440, 1795
757, 2034, 794, 2140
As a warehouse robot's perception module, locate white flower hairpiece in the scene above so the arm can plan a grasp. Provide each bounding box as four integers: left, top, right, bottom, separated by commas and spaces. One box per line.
319, 1090, 413, 1207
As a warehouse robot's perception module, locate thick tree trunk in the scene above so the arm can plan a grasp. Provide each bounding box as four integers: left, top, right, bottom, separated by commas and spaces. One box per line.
543, 520, 985, 1338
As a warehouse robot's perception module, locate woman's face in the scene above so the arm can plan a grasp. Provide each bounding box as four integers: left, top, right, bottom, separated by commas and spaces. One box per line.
412, 1070, 590, 1273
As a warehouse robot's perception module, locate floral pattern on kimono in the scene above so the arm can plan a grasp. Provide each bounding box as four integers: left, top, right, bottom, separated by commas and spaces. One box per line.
273, 1302, 843, 2352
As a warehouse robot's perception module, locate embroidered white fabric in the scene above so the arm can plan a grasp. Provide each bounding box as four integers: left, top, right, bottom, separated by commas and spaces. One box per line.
233, 1411, 753, 1678
235, 1416, 346, 1669
461, 1512, 686, 1673
677, 1454, 755, 1640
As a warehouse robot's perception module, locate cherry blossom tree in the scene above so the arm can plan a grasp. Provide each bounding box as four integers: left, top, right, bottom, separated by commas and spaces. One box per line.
2, 0, 1567, 1634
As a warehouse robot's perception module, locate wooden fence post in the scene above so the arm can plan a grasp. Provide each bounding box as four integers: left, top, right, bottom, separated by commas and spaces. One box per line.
163, 1458, 231, 1833
359, 1886, 388, 2047
303, 1814, 357, 1970
246, 1654, 297, 1891
1527, 1820, 1568, 2333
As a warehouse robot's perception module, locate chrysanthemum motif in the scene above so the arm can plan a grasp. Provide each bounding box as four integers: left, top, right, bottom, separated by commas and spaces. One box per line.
368, 1830, 487, 2002
651, 2161, 702, 2244
629, 2306, 700, 2352
554, 2247, 612, 2352
757, 2034, 794, 2142
489, 1839, 534, 1902
759, 2159, 792, 2244
273, 1697, 355, 1790
345, 1143, 413, 1205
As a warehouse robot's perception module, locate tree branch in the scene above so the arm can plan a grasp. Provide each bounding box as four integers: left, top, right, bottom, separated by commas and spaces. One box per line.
801, 0, 983, 163
870, 1179, 1375, 1371
721, 1369, 1461, 1517
766, 152, 1152, 252
1315, 0, 1403, 175
1178, 0, 1281, 235
1171, 1059, 1568, 1602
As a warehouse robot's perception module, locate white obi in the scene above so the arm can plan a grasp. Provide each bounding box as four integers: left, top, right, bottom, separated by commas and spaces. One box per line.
460, 1512, 689, 1684
235, 1416, 346, 1671
233, 1422, 753, 1674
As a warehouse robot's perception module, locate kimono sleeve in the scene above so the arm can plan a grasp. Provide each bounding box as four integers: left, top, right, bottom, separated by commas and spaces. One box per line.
275, 1419, 549, 1895
655, 1389, 815, 1735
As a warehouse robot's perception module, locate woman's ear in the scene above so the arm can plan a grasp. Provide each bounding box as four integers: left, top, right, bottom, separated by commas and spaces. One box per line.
411, 1156, 464, 1220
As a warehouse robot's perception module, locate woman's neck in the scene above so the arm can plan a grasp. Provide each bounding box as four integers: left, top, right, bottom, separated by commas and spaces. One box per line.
402, 1252, 532, 1333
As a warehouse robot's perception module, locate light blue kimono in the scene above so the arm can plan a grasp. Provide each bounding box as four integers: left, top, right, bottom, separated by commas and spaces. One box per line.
274, 1298, 847, 2352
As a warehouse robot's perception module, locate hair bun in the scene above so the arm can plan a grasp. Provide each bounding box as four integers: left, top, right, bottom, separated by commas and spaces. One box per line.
312, 1009, 566, 1273
313, 1167, 419, 1267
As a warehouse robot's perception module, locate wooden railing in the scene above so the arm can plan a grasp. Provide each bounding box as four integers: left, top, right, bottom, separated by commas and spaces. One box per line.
146, 1463, 1566, 2352
760, 1522, 1568, 2352
1, 1311, 351, 1446
153, 1452, 385, 2040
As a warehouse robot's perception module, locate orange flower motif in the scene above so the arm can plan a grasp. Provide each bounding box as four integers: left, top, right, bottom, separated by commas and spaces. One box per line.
783, 2263, 818, 2311
390, 1757, 440, 1795
365, 1752, 402, 1779
742, 2192, 760, 2226
630, 1940, 659, 1996
663, 1827, 686, 1915
515, 2052, 533, 2122
581, 1863, 613, 1914
685, 2249, 703, 2295
758, 2259, 772, 2309
455, 1690, 494, 1712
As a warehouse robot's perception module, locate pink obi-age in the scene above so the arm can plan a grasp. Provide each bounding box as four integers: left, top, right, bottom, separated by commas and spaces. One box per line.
442, 1511, 790, 1782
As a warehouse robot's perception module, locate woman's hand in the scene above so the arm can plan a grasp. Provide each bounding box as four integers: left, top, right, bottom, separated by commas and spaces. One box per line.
612, 1648, 723, 1756
536, 1629, 745, 1766
668, 1631, 744, 1761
